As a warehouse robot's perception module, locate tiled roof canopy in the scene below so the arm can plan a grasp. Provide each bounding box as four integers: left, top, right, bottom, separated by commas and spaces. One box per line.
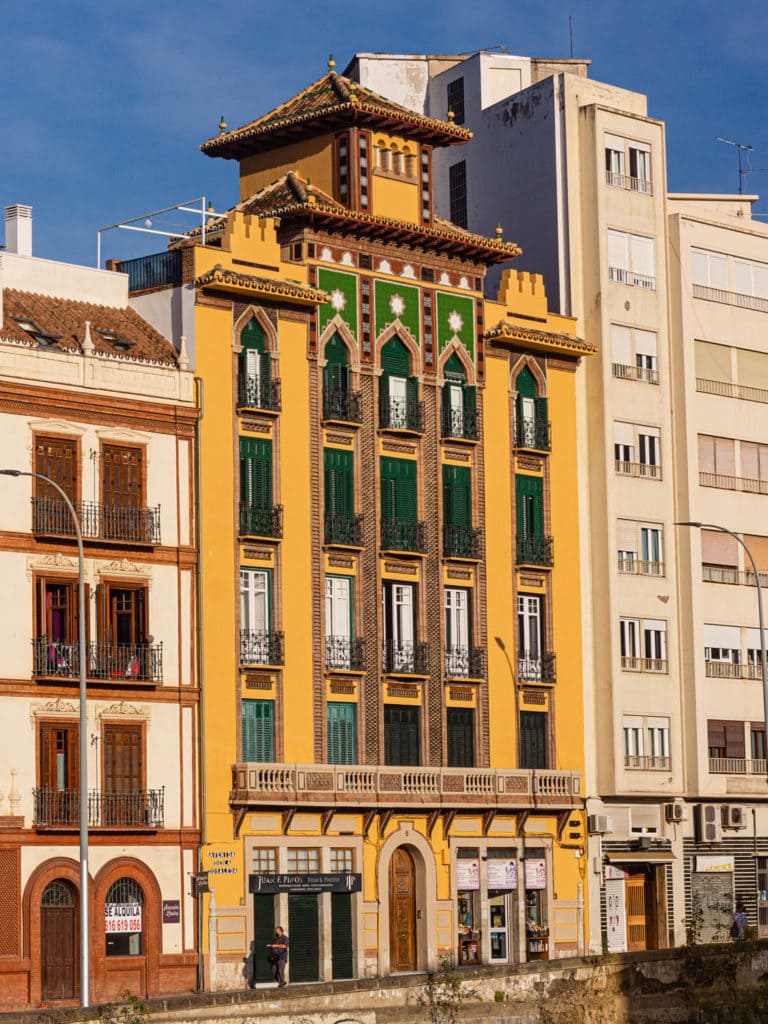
1, 290, 180, 365
201, 70, 471, 159
484, 320, 597, 358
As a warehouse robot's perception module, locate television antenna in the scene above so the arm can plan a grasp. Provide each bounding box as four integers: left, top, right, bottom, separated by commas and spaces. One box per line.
715, 137, 753, 194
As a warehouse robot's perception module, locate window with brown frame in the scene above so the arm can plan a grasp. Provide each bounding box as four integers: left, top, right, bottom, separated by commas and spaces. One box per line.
101, 444, 144, 510
37, 721, 79, 826
97, 582, 151, 680
33, 575, 87, 676
102, 723, 144, 826
35, 435, 77, 500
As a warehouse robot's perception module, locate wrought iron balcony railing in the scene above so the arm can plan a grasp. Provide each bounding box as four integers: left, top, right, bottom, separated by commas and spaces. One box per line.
240, 629, 284, 666
325, 636, 365, 671
379, 394, 424, 432
517, 652, 557, 683
237, 373, 282, 412
32, 637, 163, 683
381, 519, 427, 553
33, 786, 165, 828
325, 512, 364, 547
239, 502, 283, 538
514, 418, 551, 451
382, 640, 429, 675
32, 497, 161, 545
444, 645, 485, 679
323, 385, 363, 423
443, 523, 482, 559
516, 536, 554, 567
441, 405, 478, 440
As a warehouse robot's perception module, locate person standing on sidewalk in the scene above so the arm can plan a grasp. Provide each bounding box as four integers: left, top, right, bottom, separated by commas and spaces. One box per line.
267, 925, 289, 987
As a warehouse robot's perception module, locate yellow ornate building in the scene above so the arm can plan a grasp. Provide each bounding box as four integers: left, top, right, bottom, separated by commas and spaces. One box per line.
126, 59, 594, 988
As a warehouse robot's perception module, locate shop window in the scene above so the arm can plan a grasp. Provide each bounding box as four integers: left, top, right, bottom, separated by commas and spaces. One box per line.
287, 848, 320, 872
523, 850, 549, 960
105, 877, 144, 956
488, 848, 518, 964
456, 849, 480, 965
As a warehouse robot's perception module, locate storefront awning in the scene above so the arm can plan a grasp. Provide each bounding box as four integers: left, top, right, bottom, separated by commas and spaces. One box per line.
605, 851, 675, 863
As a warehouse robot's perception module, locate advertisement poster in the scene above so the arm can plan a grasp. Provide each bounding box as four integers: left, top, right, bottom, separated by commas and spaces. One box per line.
456, 859, 480, 891
524, 858, 547, 890
105, 903, 142, 933
487, 859, 517, 889
605, 878, 627, 952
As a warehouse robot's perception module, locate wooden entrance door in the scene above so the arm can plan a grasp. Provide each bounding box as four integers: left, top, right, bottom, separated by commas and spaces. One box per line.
41, 880, 77, 1001
389, 847, 416, 972
625, 873, 648, 951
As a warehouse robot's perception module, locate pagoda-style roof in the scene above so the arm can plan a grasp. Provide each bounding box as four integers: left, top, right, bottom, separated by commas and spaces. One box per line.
484, 320, 597, 358
195, 172, 520, 266
195, 265, 328, 306
201, 68, 471, 160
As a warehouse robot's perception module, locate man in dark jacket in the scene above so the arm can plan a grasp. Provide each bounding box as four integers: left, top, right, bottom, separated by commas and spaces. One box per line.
267, 926, 289, 987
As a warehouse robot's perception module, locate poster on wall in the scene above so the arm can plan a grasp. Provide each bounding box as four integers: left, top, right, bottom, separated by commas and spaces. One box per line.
456, 859, 480, 890
524, 859, 547, 890
605, 878, 627, 953
487, 859, 518, 889
105, 903, 142, 933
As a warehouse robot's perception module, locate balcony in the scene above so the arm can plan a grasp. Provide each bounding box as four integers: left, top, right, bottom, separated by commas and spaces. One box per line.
323, 386, 363, 423
239, 502, 283, 538
382, 640, 429, 676
381, 519, 427, 553
441, 405, 478, 441
325, 512, 364, 547
608, 266, 656, 290
699, 471, 768, 495
617, 555, 665, 576
703, 565, 768, 588
443, 523, 482, 560
709, 757, 768, 775
230, 762, 582, 811
33, 638, 163, 683
624, 755, 670, 771
32, 497, 161, 545
517, 652, 557, 683
621, 656, 668, 673
705, 661, 762, 680
33, 786, 165, 828
612, 363, 659, 385
516, 536, 554, 567
237, 373, 282, 412
697, 376, 768, 405
615, 460, 661, 480
514, 418, 551, 452
605, 170, 653, 195
116, 250, 183, 292
325, 636, 365, 672
693, 282, 768, 314
240, 630, 284, 666
379, 394, 424, 433
444, 645, 485, 679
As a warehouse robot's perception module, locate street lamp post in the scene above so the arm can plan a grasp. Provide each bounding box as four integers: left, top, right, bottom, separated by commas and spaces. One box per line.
676, 521, 768, 779
0, 469, 89, 1007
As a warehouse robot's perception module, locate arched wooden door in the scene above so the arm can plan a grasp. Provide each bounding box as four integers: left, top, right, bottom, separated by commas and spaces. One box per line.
389, 847, 416, 972
41, 880, 77, 1001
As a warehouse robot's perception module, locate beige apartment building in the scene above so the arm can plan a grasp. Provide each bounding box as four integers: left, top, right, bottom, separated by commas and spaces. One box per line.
348, 51, 768, 952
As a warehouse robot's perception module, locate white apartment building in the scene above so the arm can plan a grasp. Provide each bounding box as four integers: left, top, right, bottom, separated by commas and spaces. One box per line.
0, 206, 199, 1009
348, 51, 768, 953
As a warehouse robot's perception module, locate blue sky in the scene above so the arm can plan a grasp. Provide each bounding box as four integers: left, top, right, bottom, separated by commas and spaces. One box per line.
2, 0, 767, 267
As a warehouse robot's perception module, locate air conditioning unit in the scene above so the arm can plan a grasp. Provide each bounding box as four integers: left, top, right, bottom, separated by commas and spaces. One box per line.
664, 802, 685, 823
696, 803, 722, 844
588, 814, 612, 835
722, 804, 748, 830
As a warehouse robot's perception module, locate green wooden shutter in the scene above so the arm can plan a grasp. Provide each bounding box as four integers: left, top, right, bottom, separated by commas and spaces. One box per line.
325, 333, 348, 365
381, 457, 416, 523
407, 375, 419, 406
463, 385, 476, 422
240, 438, 272, 508
520, 711, 548, 770
327, 702, 356, 764
331, 893, 354, 979
384, 705, 420, 766
252, 895, 276, 984
447, 707, 475, 767
444, 353, 465, 381
324, 449, 353, 516
516, 366, 537, 397
381, 337, 411, 375
515, 475, 543, 538
288, 894, 320, 982
242, 700, 274, 761
443, 465, 471, 527
240, 321, 271, 392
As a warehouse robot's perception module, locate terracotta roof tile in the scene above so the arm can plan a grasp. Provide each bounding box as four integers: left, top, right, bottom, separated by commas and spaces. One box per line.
1, 290, 180, 366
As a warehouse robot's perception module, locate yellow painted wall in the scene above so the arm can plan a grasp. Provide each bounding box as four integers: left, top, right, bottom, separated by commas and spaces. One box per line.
370, 174, 420, 223
239, 134, 336, 201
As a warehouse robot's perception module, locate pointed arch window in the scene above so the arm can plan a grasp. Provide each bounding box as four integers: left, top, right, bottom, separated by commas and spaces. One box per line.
238, 319, 281, 411
441, 354, 477, 440
514, 367, 550, 451
322, 334, 362, 422
379, 336, 423, 432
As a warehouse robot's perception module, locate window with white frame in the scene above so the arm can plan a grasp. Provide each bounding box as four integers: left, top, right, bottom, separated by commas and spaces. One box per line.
616, 520, 664, 575
604, 134, 652, 193
445, 587, 471, 676
252, 848, 277, 872
240, 568, 271, 664
286, 848, 320, 872
620, 617, 667, 671
624, 715, 670, 769
614, 423, 661, 478
691, 248, 728, 290
517, 594, 545, 681
325, 574, 353, 669
704, 624, 741, 677
734, 258, 768, 300
330, 848, 354, 872
608, 230, 656, 289
746, 627, 768, 670
610, 325, 659, 383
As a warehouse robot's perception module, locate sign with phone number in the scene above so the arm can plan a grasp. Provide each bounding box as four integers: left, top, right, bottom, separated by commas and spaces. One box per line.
105, 903, 142, 933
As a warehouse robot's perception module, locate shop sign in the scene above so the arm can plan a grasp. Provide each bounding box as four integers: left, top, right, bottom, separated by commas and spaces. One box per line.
695, 855, 734, 873
604, 864, 628, 881
249, 872, 362, 894
207, 849, 237, 875
105, 903, 141, 933
524, 858, 547, 890
456, 859, 480, 891
487, 859, 517, 889
162, 900, 180, 924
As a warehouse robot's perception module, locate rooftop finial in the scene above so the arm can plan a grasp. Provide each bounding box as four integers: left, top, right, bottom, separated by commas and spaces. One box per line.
81, 320, 94, 355
328, 53, 336, 71
495, 222, 503, 240
447, 109, 455, 122
218, 115, 228, 134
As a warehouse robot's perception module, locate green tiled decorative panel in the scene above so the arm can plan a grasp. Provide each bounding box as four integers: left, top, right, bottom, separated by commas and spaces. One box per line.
318, 268, 359, 339
374, 280, 421, 346
435, 292, 475, 360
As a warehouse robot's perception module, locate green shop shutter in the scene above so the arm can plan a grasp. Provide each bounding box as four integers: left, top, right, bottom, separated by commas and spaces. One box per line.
515, 475, 543, 539
242, 700, 274, 762
324, 448, 353, 516
288, 894, 320, 982
331, 892, 354, 979
252, 894, 276, 984
443, 465, 471, 527
380, 457, 416, 523
240, 438, 272, 508
327, 702, 356, 764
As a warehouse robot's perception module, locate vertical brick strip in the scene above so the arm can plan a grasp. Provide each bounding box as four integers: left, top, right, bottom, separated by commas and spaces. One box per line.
0, 847, 20, 955
359, 370, 380, 764
423, 383, 443, 765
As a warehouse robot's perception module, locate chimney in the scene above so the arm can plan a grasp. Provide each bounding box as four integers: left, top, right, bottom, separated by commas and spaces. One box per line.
5, 205, 32, 256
